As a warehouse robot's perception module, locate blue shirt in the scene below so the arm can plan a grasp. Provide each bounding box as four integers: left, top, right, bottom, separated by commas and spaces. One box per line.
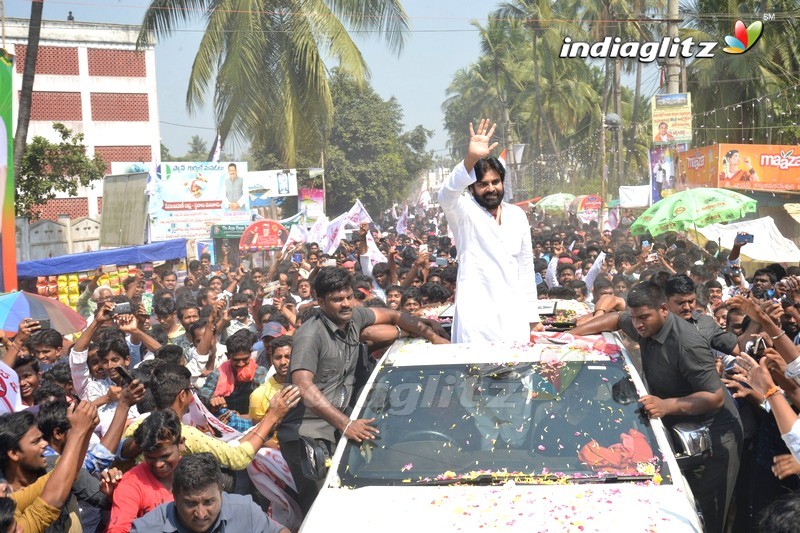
131, 492, 283, 533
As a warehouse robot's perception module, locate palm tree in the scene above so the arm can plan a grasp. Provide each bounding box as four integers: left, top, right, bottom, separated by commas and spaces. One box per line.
138, 0, 409, 166
493, 0, 582, 159
14, 0, 44, 176
681, 0, 800, 145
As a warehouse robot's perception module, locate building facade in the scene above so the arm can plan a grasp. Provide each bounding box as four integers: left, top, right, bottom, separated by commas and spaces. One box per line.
7, 18, 160, 222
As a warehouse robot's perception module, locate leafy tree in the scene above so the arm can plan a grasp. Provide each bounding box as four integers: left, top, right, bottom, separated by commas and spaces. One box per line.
160, 142, 172, 160
323, 71, 431, 215
17, 123, 106, 220
138, 0, 410, 167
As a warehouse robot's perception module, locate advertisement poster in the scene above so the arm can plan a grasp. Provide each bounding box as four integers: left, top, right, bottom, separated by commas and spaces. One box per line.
679, 145, 718, 190
196, 239, 215, 261
651, 93, 692, 146
571, 195, 602, 224
0, 50, 15, 291
247, 169, 298, 204
649, 146, 678, 203
716, 143, 800, 192
239, 220, 289, 252
298, 188, 325, 225
147, 161, 249, 241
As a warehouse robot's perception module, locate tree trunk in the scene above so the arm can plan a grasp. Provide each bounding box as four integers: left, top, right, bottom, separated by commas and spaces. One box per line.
14, 0, 44, 176
532, 33, 542, 160
614, 58, 623, 194
625, 61, 642, 175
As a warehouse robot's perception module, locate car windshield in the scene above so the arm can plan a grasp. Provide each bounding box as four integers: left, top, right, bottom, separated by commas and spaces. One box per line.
337, 358, 668, 487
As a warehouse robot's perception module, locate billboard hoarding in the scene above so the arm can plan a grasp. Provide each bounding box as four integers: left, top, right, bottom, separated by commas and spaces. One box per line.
651, 93, 692, 146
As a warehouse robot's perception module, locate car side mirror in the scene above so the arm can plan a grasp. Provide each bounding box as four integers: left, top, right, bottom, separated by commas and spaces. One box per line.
671, 422, 711, 469
612, 378, 638, 405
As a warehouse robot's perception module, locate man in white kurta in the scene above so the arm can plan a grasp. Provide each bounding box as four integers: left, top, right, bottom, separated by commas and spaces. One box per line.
440, 120, 539, 344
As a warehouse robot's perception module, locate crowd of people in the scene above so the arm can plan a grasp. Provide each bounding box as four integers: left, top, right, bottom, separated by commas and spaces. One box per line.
1, 121, 800, 532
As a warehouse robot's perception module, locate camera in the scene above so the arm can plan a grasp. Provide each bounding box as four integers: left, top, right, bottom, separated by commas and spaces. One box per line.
230, 307, 249, 320
112, 302, 132, 315
747, 337, 768, 360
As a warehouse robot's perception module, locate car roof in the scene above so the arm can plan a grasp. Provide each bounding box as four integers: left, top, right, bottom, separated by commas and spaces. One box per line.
384, 338, 621, 367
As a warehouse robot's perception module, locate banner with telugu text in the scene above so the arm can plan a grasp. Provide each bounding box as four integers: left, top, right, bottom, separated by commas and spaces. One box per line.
146, 161, 250, 241
0, 50, 16, 291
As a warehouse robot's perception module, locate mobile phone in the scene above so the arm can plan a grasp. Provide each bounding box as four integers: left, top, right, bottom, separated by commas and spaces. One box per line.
292, 253, 303, 264
210, 264, 221, 273
112, 302, 132, 315
114, 366, 134, 385
264, 281, 281, 296
141, 293, 154, 315
36, 319, 51, 330
641, 240, 650, 248
101, 264, 117, 272
646, 253, 659, 262
735, 233, 754, 244
419, 244, 429, 254
436, 257, 448, 267
143, 270, 153, 280
323, 259, 337, 268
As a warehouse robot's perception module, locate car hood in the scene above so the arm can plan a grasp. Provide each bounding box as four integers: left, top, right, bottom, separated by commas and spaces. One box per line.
301, 483, 701, 532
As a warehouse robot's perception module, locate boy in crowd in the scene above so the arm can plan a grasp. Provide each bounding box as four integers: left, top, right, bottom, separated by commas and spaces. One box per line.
250, 336, 293, 425
109, 410, 183, 533
26, 329, 64, 374
14, 356, 40, 409
200, 330, 268, 417
0, 402, 99, 532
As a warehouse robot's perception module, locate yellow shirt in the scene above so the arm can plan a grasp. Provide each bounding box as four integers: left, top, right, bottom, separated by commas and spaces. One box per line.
12, 470, 61, 533
248, 376, 283, 422
124, 417, 256, 470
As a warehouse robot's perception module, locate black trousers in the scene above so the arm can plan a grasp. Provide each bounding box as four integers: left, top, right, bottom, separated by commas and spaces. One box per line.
280, 438, 332, 516
682, 426, 742, 533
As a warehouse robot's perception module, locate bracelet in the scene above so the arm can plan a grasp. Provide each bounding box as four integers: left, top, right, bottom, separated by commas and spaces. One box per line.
343, 420, 353, 436
765, 386, 784, 400
771, 331, 787, 340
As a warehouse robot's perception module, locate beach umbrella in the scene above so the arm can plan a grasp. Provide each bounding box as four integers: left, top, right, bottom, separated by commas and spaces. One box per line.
533, 193, 576, 213
629, 188, 757, 237
0, 291, 87, 336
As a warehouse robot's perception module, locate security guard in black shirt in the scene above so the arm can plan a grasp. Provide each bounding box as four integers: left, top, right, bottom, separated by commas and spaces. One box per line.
573, 281, 743, 533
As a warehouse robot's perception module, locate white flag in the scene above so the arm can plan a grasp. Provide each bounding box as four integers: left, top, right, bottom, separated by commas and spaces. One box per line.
346, 199, 374, 227
281, 223, 309, 255
365, 231, 388, 266
0, 362, 21, 414
396, 204, 409, 235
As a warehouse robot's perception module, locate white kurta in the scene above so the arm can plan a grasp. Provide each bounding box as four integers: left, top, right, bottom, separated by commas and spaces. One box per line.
440, 162, 539, 344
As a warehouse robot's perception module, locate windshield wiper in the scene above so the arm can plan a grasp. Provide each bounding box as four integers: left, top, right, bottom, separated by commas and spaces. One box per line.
407, 473, 564, 486
570, 474, 657, 484
406, 472, 658, 486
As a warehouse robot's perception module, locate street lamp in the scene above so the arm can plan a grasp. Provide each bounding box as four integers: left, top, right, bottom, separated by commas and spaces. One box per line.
600, 112, 622, 203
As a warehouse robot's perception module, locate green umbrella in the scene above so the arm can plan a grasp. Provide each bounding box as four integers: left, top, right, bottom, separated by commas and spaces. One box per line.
533, 193, 576, 213
630, 188, 757, 236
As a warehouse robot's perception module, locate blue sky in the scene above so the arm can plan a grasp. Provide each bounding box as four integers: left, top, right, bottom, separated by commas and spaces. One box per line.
8, 0, 501, 158
9, 1, 664, 160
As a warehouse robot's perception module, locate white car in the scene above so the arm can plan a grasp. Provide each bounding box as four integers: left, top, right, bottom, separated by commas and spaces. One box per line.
301, 334, 704, 532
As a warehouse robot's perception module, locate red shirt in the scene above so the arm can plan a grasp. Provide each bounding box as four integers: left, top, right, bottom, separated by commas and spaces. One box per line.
108, 463, 173, 533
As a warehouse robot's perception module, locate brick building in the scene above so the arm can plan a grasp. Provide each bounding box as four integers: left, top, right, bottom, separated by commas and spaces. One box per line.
7, 18, 160, 221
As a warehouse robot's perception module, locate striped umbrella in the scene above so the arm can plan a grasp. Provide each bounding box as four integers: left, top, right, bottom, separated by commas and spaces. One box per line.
0, 291, 87, 336
533, 193, 576, 213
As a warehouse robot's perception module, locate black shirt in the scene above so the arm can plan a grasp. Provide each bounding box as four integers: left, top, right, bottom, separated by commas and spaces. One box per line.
687, 310, 738, 354
619, 311, 741, 431
278, 306, 376, 442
